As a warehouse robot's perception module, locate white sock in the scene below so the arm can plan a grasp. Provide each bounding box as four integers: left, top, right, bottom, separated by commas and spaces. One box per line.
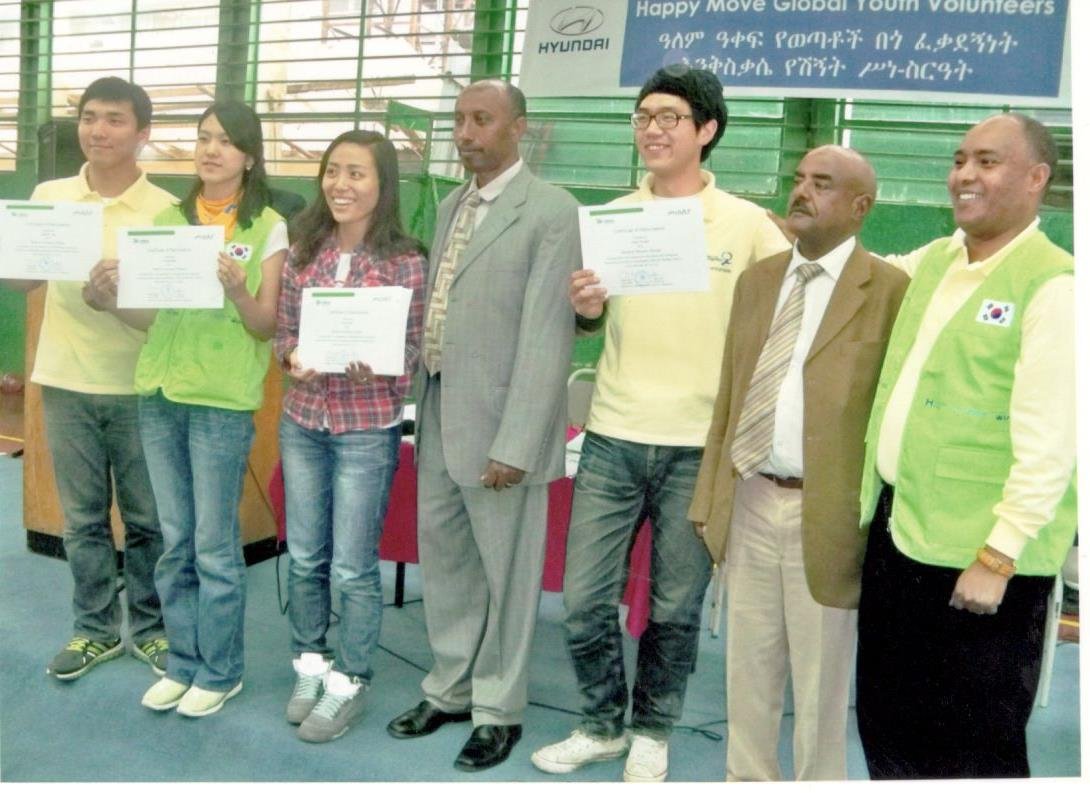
324, 669, 361, 696
293, 652, 332, 676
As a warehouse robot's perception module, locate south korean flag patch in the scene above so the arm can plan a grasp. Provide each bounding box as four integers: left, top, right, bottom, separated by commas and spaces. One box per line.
977, 299, 1014, 327
226, 243, 252, 261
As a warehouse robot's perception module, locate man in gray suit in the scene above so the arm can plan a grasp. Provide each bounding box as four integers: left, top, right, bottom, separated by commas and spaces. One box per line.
386, 79, 580, 772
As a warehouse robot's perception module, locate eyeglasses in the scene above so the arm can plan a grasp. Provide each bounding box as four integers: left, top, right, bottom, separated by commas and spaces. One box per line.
630, 111, 693, 130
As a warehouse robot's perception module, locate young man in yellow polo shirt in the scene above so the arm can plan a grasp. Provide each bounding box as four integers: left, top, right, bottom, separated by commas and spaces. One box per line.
531, 66, 789, 783
3, 77, 175, 680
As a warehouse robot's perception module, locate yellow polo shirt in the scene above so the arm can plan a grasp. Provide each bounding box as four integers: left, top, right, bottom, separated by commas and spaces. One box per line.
585, 171, 790, 447
30, 164, 176, 394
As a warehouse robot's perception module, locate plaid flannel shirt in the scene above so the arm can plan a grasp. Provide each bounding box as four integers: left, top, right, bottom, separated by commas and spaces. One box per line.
275, 236, 426, 433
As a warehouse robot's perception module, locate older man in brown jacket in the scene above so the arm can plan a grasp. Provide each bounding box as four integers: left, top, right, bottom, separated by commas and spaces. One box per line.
689, 145, 908, 780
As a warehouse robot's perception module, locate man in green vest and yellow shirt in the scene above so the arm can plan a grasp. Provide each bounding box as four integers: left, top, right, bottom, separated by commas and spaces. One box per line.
2, 77, 175, 680
855, 112, 1076, 779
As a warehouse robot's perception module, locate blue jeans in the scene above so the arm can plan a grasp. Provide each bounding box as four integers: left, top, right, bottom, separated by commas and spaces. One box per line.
41, 386, 163, 644
563, 431, 712, 740
139, 392, 254, 691
280, 415, 399, 681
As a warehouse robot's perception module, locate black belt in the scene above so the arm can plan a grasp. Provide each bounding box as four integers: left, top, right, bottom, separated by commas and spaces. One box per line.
759, 471, 804, 490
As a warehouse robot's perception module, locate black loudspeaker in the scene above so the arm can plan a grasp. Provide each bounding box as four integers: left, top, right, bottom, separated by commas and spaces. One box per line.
37, 120, 85, 182
268, 187, 307, 222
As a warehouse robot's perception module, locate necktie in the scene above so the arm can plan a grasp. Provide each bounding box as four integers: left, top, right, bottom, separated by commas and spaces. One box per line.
423, 190, 481, 374
730, 261, 824, 479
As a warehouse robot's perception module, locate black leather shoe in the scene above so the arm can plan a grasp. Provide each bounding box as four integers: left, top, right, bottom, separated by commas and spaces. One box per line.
386, 700, 471, 739
454, 724, 522, 771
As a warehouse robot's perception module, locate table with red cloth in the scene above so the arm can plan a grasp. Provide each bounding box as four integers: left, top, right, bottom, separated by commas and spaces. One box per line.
268, 437, 653, 637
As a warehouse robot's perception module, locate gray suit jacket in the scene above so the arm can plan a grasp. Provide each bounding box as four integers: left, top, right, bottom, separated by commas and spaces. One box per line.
417, 165, 580, 487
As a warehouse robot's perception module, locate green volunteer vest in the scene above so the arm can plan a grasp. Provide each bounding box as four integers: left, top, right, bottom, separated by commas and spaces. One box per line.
859, 231, 1076, 575
133, 204, 283, 411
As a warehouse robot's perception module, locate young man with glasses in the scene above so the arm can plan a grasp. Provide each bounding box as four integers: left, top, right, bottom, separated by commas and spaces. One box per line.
531, 66, 789, 783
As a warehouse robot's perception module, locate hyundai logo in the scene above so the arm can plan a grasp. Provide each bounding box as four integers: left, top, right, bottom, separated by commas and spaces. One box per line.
549, 6, 605, 37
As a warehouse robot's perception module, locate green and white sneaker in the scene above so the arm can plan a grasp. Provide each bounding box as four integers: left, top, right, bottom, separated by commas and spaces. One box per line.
297, 670, 367, 743
47, 636, 124, 680
132, 637, 169, 676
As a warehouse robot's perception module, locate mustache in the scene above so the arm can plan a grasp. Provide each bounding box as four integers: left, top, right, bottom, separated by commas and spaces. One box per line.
789, 199, 813, 214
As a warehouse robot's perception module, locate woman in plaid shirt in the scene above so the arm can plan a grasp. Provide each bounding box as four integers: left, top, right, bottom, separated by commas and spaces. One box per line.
274, 130, 426, 743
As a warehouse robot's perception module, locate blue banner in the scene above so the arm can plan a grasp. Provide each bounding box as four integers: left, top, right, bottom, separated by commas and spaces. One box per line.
617, 0, 1068, 98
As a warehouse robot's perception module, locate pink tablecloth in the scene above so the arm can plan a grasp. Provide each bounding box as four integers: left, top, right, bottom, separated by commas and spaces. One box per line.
270, 441, 652, 637
543, 475, 651, 637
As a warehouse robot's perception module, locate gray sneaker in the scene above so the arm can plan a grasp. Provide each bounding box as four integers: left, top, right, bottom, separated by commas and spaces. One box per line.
48, 636, 124, 680
286, 653, 332, 724
287, 670, 325, 724
297, 671, 367, 743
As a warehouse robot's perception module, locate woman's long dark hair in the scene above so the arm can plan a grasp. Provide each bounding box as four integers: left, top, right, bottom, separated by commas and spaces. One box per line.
290, 130, 423, 268
180, 101, 271, 230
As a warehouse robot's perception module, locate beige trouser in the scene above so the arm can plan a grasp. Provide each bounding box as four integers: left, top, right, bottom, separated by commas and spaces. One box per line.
724, 474, 856, 781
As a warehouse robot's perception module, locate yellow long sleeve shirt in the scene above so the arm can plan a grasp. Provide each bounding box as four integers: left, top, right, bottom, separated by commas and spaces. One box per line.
877, 219, 1075, 561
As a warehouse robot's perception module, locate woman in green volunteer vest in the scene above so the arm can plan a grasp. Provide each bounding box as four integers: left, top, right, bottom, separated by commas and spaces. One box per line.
135, 100, 288, 717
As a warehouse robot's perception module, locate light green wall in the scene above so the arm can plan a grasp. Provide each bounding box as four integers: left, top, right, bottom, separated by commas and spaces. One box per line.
0, 290, 25, 373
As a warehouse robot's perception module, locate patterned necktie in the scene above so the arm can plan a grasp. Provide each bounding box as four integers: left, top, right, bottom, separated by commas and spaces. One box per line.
423, 189, 481, 374
730, 261, 824, 479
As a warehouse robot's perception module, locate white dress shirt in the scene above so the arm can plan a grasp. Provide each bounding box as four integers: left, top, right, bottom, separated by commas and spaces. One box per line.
763, 236, 856, 478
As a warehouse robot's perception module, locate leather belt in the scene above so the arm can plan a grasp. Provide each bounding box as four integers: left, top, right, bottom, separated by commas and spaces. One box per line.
759, 471, 804, 490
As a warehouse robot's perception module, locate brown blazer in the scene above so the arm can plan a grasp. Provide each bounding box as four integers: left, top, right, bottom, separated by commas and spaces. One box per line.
688, 243, 908, 609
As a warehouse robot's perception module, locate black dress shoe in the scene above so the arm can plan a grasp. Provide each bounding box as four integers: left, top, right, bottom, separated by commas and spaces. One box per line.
454, 724, 523, 771
386, 700, 471, 739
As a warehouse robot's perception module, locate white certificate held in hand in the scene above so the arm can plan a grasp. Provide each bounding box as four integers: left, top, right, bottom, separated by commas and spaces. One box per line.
116, 225, 225, 309
298, 286, 413, 376
578, 197, 708, 296
0, 201, 103, 281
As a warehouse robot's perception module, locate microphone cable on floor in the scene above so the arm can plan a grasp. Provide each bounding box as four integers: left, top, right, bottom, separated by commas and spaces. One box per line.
272, 552, 723, 742
374, 597, 725, 742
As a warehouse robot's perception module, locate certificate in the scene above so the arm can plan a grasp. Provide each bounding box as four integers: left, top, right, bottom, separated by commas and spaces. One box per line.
0, 201, 103, 281
578, 197, 708, 296
297, 286, 413, 376
116, 225, 225, 309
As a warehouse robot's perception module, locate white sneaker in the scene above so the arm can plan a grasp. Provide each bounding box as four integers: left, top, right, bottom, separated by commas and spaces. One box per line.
176, 682, 243, 718
141, 678, 189, 711
531, 729, 630, 774
623, 734, 668, 782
